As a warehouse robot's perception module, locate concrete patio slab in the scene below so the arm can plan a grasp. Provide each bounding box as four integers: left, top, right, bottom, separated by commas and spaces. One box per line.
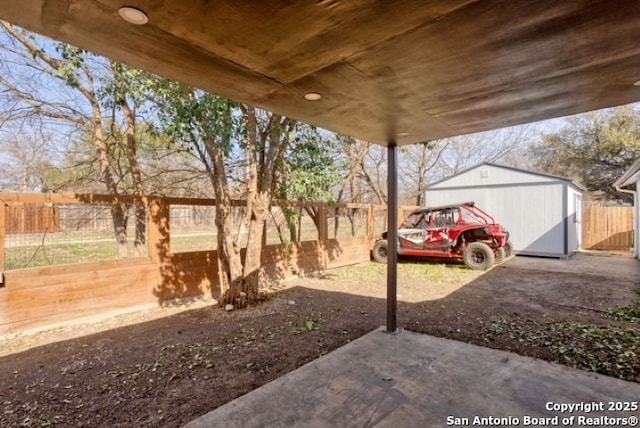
186, 328, 640, 428
504, 252, 640, 281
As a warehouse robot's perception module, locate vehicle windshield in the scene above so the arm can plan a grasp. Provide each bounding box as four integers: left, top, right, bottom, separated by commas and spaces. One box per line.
402, 212, 427, 229
459, 206, 490, 225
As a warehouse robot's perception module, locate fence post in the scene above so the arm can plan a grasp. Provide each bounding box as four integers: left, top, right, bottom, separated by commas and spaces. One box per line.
397, 206, 404, 228
367, 204, 374, 242
318, 203, 328, 270
318, 203, 328, 243
147, 197, 170, 265
0, 202, 5, 273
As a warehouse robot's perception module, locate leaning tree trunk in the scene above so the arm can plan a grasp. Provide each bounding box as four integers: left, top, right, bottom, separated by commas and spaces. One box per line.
240, 109, 292, 303
207, 142, 244, 307
242, 191, 270, 301
122, 98, 146, 257
215, 198, 245, 306
92, 104, 129, 258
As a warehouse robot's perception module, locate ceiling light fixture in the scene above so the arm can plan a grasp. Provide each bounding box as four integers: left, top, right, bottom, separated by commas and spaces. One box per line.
118, 6, 149, 25
396, 132, 410, 137
304, 92, 322, 101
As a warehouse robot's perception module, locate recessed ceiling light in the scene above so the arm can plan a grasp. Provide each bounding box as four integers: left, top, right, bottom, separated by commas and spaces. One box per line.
304, 92, 322, 101
396, 132, 410, 137
119, 6, 149, 25
633, 80, 640, 86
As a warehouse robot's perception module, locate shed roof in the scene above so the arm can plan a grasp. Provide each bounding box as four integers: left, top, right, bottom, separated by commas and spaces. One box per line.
614, 158, 640, 189
2, 1, 640, 145
426, 162, 585, 190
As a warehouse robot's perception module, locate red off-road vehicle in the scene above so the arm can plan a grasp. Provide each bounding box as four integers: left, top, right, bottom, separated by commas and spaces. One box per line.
372, 202, 512, 270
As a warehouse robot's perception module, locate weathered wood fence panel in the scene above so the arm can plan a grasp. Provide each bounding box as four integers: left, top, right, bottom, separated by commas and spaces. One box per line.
0, 192, 392, 336
3, 258, 159, 334
582, 207, 634, 250
6, 204, 61, 234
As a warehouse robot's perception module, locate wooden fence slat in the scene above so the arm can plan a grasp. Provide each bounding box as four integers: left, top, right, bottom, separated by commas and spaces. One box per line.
5, 205, 61, 234
0, 203, 4, 272
582, 206, 634, 250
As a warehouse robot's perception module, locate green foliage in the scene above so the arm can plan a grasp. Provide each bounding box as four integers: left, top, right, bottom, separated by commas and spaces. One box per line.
608, 304, 640, 323
530, 106, 640, 202
292, 319, 320, 334
334, 261, 478, 283
281, 125, 342, 203
151, 79, 240, 156
484, 320, 640, 382
99, 62, 155, 110
5, 239, 138, 270
54, 44, 86, 88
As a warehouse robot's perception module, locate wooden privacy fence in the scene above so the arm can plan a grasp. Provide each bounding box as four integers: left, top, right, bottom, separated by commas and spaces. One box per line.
0, 192, 412, 335
582, 206, 634, 250
6, 204, 61, 234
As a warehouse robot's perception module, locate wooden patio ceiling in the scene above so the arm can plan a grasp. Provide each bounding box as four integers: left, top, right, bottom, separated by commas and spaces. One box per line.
2, 1, 640, 145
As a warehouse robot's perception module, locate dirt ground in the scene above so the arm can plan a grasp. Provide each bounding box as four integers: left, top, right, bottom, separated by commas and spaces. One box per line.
1, 253, 638, 427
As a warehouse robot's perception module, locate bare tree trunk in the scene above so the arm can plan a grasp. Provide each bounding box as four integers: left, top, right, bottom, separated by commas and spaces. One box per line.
92, 104, 129, 258
360, 145, 387, 204
242, 111, 292, 302
241, 107, 267, 301
121, 98, 146, 256
242, 191, 269, 301
334, 139, 369, 236
303, 206, 320, 239
288, 214, 298, 243
0, 23, 130, 257
297, 207, 303, 242
208, 142, 244, 306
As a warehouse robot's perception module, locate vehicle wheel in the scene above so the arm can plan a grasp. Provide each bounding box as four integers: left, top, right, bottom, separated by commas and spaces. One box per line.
495, 247, 506, 264
372, 240, 388, 264
463, 242, 495, 270
503, 240, 514, 257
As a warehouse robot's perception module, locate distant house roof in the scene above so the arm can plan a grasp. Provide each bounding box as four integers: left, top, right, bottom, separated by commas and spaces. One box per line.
426, 162, 586, 190
614, 158, 640, 189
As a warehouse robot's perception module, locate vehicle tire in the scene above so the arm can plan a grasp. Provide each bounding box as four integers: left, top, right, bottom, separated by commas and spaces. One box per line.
503, 240, 514, 257
495, 247, 506, 264
372, 240, 388, 264
463, 242, 495, 270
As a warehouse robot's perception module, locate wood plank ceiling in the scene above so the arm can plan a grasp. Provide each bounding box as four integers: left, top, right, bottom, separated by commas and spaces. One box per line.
2, 0, 640, 145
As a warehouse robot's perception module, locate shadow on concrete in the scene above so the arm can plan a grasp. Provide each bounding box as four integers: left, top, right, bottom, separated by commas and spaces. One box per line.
187, 327, 640, 428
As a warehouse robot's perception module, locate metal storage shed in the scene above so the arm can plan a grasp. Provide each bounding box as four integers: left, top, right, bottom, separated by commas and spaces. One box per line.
425, 163, 583, 258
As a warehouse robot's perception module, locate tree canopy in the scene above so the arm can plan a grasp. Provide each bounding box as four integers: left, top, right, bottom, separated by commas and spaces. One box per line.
531, 106, 640, 203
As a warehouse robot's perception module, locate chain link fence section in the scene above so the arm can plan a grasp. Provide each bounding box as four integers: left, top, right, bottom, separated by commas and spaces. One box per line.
5, 203, 148, 270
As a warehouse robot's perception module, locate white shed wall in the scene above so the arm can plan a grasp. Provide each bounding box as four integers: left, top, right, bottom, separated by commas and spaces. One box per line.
425, 182, 566, 256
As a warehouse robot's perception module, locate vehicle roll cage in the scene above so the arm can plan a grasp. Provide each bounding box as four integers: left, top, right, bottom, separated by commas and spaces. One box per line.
407, 202, 496, 225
